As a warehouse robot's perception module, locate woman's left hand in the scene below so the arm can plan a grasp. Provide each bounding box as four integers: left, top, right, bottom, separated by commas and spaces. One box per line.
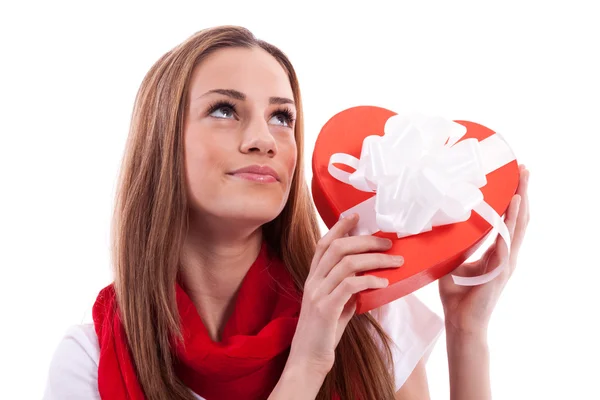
439, 164, 530, 336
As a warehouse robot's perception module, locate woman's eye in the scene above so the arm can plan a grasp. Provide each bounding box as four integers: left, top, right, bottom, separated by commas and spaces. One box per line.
269, 112, 294, 128
209, 106, 235, 119
269, 114, 288, 126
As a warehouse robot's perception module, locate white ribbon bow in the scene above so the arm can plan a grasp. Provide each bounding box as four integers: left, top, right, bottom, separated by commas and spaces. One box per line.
328, 112, 516, 286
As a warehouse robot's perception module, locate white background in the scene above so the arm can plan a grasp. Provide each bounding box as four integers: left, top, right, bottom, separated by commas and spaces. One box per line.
1, 1, 599, 398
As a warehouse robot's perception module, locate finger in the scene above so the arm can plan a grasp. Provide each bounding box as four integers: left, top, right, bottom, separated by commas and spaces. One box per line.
311, 214, 360, 275
516, 165, 529, 207
511, 167, 531, 256
507, 195, 522, 241
507, 165, 529, 277
313, 234, 393, 280
490, 167, 530, 278
323, 275, 389, 314
517, 168, 530, 227
494, 194, 521, 266
339, 294, 359, 328
321, 252, 403, 295
525, 170, 530, 217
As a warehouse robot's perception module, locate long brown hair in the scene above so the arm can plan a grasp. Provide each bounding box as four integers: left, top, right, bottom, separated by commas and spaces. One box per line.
111, 25, 398, 400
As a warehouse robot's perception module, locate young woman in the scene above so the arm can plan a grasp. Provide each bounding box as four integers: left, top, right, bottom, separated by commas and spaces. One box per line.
43, 25, 530, 400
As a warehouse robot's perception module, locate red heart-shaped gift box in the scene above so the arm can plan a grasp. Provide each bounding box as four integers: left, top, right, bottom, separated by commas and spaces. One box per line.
311, 106, 519, 314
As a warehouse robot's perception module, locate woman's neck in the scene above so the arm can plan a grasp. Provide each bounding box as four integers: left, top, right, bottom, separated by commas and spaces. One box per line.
179, 227, 263, 342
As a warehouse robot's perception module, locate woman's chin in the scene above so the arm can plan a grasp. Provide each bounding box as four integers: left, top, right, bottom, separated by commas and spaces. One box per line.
218, 198, 285, 223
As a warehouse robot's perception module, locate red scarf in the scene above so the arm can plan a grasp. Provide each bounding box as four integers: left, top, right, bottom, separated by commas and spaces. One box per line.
92, 242, 313, 400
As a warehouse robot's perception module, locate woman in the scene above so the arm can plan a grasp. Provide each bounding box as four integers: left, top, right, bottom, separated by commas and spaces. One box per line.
43, 25, 530, 400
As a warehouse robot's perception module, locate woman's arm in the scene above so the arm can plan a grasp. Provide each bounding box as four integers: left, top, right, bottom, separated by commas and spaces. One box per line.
438, 166, 529, 400
393, 329, 492, 400
268, 361, 327, 400
446, 327, 491, 400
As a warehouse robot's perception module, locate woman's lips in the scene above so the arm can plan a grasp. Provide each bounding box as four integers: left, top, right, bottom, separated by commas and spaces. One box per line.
230, 172, 278, 183
228, 165, 280, 183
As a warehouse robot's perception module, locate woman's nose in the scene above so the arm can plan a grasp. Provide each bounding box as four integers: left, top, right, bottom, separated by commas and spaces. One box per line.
240, 119, 277, 156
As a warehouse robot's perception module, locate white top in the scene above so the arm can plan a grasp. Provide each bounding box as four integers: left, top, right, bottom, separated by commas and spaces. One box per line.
42, 294, 444, 399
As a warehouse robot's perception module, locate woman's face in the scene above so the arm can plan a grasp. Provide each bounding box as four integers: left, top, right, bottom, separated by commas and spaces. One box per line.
183, 47, 297, 231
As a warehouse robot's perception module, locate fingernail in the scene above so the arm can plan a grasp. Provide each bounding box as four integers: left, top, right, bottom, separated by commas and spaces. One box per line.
383, 238, 393, 247
343, 213, 357, 221
378, 278, 389, 287
392, 255, 404, 265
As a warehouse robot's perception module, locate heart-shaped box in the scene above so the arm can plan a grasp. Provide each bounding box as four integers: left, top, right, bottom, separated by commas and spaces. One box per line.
311, 106, 519, 314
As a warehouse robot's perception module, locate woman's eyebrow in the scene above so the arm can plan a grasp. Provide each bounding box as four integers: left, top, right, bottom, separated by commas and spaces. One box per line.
269, 96, 294, 106
200, 89, 245, 101
196, 89, 295, 106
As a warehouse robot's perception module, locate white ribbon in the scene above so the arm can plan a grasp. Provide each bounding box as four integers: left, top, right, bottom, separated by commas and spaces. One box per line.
328, 112, 516, 286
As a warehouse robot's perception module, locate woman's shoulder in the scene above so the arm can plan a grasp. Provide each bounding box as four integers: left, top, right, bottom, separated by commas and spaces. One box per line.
43, 325, 207, 400
369, 293, 445, 391
42, 324, 100, 399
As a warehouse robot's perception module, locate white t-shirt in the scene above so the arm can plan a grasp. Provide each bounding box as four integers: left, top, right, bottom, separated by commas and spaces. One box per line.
42, 294, 444, 399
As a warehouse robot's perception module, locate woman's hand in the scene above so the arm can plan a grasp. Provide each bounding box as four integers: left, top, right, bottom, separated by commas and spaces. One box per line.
439, 164, 530, 336
287, 213, 404, 377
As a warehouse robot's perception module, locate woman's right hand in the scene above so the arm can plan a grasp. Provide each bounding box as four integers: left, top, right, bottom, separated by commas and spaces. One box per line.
287, 213, 404, 377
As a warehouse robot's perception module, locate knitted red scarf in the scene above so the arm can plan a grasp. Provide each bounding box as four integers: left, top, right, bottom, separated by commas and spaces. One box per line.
92, 242, 330, 400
